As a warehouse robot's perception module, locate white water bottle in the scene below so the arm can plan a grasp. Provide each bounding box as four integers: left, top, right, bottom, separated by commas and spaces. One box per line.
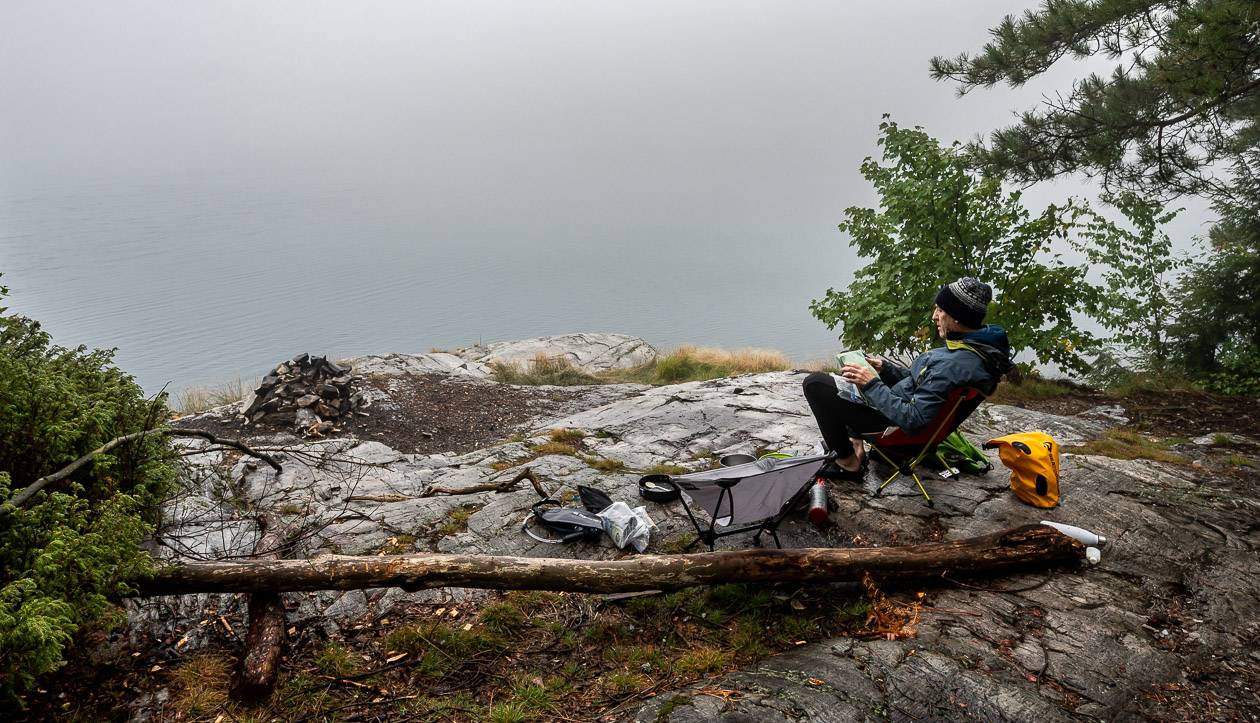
1040, 521, 1107, 547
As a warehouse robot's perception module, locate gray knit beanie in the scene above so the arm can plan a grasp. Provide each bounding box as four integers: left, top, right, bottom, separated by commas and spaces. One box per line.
934, 277, 992, 328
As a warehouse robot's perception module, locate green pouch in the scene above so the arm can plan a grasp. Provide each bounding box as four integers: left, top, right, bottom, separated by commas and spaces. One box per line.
933, 430, 993, 475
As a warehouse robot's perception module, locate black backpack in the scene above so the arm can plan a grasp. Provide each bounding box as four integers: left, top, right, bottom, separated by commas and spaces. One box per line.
521, 494, 605, 544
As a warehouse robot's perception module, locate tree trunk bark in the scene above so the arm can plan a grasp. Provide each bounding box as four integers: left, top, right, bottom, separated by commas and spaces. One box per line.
229, 514, 292, 703
141, 524, 1082, 597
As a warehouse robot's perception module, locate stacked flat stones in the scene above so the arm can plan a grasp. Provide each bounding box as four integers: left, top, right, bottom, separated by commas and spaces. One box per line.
242, 353, 364, 435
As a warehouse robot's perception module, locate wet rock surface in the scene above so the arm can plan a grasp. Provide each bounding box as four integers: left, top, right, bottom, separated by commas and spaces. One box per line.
150, 336, 1260, 721
451, 332, 659, 372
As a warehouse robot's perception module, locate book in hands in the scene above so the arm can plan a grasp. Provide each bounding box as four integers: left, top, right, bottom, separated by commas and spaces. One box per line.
835, 350, 879, 377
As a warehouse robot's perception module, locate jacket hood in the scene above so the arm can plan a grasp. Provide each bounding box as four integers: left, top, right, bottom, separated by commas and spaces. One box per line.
949, 324, 1014, 376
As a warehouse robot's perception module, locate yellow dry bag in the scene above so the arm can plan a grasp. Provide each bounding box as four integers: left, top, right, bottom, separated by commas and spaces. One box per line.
983, 432, 1060, 508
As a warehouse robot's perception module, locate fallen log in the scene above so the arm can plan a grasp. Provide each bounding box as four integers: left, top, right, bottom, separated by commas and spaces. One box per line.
138, 524, 1083, 597
229, 514, 293, 703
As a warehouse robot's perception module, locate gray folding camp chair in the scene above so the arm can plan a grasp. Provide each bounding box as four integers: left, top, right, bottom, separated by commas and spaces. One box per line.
658, 452, 834, 551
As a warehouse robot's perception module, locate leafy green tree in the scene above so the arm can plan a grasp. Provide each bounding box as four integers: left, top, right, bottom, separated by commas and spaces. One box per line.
1080, 192, 1185, 369
1167, 204, 1260, 394
930, 0, 1260, 204
0, 278, 176, 704
810, 118, 1104, 372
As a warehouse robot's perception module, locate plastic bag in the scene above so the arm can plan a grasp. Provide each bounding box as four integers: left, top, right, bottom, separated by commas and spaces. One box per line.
597, 501, 656, 552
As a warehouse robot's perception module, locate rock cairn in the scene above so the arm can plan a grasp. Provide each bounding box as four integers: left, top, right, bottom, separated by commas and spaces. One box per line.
242, 353, 365, 435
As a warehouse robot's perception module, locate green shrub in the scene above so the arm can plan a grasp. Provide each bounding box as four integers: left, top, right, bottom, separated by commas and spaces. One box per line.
1198, 349, 1260, 397
0, 281, 176, 704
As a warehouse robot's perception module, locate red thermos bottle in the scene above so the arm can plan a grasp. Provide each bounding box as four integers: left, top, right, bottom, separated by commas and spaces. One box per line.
808, 479, 829, 525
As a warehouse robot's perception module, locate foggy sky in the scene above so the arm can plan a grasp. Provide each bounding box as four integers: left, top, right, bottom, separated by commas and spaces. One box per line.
1, 1, 1143, 195
0, 1, 1214, 390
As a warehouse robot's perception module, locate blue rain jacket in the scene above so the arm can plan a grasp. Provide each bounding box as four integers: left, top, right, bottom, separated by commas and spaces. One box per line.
859, 325, 1013, 435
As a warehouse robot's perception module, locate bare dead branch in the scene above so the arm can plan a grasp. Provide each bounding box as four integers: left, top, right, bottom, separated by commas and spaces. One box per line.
3, 428, 281, 509
420, 468, 548, 498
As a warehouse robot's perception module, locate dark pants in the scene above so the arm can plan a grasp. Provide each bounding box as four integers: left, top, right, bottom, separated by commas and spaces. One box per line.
802, 372, 892, 458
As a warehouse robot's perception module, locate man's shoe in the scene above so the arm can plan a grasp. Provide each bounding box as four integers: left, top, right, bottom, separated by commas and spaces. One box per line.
818, 461, 866, 483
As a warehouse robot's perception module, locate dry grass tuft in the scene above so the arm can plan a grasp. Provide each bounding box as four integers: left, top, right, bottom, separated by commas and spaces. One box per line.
491, 354, 601, 386
646, 345, 790, 384
174, 376, 254, 415
529, 441, 579, 457
549, 427, 585, 443
491, 344, 794, 387
672, 345, 791, 374
585, 456, 627, 472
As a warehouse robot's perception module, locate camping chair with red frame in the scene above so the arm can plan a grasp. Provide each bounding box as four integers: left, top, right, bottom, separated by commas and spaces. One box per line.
858, 386, 986, 508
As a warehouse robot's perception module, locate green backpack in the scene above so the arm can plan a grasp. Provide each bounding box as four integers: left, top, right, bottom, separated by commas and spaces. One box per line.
933, 430, 993, 476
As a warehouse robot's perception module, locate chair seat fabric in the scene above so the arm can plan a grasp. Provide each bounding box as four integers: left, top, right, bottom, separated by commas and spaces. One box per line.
673, 453, 830, 526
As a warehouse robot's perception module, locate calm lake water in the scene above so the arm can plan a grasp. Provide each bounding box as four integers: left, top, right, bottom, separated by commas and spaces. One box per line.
0, 169, 849, 395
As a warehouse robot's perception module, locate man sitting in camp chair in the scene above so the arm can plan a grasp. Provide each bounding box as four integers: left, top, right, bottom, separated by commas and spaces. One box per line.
802, 276, 1013, 481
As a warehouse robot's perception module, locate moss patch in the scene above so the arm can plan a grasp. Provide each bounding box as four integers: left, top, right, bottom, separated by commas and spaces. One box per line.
1066, 428, 1189, 464
166, 652, 232, 719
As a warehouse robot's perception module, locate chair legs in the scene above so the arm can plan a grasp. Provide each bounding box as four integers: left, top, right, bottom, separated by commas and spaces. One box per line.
869, 445, 935, 507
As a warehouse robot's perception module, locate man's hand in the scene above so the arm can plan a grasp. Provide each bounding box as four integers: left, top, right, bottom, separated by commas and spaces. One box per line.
865, 355, 883, 372
841, 363, 877, 388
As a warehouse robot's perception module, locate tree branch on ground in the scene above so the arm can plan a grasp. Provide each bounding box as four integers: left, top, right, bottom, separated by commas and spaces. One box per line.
420, 468, 548, 498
